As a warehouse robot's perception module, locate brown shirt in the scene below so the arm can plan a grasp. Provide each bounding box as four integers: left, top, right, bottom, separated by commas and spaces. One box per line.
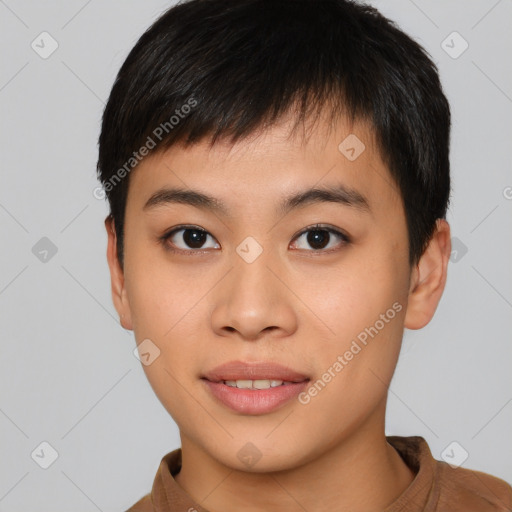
126, 436, 512, 511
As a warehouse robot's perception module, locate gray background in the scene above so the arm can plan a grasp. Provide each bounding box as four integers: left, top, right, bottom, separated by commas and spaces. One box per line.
1, 0, 511, 510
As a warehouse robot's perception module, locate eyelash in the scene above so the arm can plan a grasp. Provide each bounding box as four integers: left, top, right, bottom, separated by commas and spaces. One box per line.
159, 224, 351, 256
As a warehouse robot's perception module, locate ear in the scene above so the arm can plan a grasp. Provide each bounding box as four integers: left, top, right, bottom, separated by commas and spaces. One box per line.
404, 219, 451, 330
105, 216, 133, 331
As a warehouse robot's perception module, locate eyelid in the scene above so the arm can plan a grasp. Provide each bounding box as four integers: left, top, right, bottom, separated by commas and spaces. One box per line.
291, 223, 350, 241
162, 224, 208, 238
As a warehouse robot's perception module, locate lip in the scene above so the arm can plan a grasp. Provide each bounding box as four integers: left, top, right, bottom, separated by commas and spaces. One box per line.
201, 361, 310, 415
202, 380, 310, 415
202, 360, 309, 383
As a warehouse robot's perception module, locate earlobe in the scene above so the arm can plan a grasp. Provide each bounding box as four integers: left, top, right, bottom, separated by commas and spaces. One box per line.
105, 216, 134, 331
404, 219, 451, 330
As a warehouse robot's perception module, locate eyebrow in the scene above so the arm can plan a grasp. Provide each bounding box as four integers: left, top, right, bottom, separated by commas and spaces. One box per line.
143, 183, 370, 216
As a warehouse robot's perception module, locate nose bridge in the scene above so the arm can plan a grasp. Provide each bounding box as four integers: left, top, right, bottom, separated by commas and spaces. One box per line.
210, 238, 297, 339
235, 242, 275, 300
230, 239, 279, 317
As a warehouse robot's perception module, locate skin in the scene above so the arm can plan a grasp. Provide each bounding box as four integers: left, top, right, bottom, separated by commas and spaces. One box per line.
106, 111, 451, 512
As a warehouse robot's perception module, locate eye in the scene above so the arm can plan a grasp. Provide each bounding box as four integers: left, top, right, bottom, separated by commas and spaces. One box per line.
161, 225, 220, 253
160, 224, 349, 255
290, 224, 350, 252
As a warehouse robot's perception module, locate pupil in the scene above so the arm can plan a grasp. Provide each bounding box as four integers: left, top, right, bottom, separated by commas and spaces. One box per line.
184, 229, 206, 248
307, 230, 329, 249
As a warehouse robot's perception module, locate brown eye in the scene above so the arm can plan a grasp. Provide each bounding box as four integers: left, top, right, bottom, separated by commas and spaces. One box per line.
291, 225, 349, 252
163, 226, 220, 252
180, 229, 208, 248
306, 229, 330, 250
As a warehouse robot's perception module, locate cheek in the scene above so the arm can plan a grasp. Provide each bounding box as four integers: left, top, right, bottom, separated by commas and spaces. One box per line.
124, 245, 206, 338
300, 258, 401, 339
297, 251, 407, 387
140, 361, 199, 435
125, 253, 213, 372
298, 298, 405, 433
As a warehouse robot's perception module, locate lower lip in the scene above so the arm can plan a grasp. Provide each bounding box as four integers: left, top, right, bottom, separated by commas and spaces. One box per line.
202, 379, 309, 415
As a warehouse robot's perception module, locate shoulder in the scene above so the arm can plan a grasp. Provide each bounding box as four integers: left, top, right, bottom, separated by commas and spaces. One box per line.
387, 436, 512, 512
436, 461, 512, 511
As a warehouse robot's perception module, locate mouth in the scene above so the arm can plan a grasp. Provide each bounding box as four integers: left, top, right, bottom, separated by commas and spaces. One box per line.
201, 361, 310, 415
214, 379, 304, 389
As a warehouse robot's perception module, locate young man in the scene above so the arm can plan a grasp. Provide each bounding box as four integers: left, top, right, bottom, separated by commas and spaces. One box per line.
97, 0, 512, 510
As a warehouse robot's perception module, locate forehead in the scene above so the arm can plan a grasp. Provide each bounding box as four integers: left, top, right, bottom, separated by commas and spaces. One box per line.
126, 113, 402, 218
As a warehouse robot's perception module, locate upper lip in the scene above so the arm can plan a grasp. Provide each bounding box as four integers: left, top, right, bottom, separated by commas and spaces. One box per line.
202, 361, 310, 383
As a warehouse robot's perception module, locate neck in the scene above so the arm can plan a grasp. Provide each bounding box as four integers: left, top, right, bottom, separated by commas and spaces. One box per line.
174, 403, 415, 512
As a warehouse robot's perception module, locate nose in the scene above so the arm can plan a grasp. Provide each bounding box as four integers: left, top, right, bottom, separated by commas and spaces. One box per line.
210, 248, 298, 342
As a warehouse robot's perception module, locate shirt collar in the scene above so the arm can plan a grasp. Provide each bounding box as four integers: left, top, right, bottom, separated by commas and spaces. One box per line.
147, 436, 437, 512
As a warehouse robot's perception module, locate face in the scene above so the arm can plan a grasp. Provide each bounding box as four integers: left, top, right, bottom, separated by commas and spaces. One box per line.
108, 113, 428, 473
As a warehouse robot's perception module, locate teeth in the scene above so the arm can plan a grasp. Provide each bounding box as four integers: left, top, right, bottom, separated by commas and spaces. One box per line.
223, 379, 286, 389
